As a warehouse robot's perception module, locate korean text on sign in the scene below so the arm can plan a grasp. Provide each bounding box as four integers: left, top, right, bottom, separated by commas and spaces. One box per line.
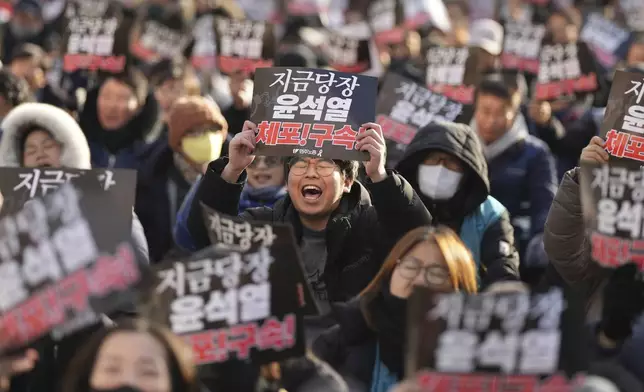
604, 74, 644, 164
0, 185, 140, 351
585, 164, 644, 269
251, 67, 376, 160
430, 289, 564, 375
215, 17, 273, 75
205, 208, 277, 251
13, 169, 117, 199
535, 43, 598, 100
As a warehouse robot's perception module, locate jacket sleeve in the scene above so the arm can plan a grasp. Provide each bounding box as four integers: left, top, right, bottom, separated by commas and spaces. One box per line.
543, 167, 605, 285
365, 170, 433, 243
177, 158, 246, 252
535, 113, 597, 165
528, 146, 558, 237
480, 210, 521, 287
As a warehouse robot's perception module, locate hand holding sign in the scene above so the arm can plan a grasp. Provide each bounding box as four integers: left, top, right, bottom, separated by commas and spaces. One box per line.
356, 122, 387, 183
223, 121, 257, 183
0, 349, 38, 392
580, 136, 609, 164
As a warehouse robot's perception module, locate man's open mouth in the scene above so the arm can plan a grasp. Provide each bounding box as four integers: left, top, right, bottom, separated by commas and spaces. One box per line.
301, 185, 322, 200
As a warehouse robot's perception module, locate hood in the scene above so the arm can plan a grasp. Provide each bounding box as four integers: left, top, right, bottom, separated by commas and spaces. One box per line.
0, 103, 91, 169
395, 121, 489, 217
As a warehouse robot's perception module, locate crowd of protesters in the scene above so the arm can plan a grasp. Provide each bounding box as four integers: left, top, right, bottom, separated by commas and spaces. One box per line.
0, 0, 643, 391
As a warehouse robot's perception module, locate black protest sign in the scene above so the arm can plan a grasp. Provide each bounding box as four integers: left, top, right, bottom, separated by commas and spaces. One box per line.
323, 30, 372, 74
213, 17, 275, 75
580, 13, 631, 70
200, 204, 319, 317
191, 14, 217, 72
62, 0, 129, 73
154, 244, 306, 366
376, 72, 463, 167
251, 67, 376, 160
501, 22, 546, 74
130, 9, 192, 63
535, 42, 599, 101
598, 70, 644, 168
0, 184, 142, 354
0, 168, 137, 253
579, 162, 644, 269
425, 46, 476, 105
407, 287, 587, 391
368, 0, 406, 46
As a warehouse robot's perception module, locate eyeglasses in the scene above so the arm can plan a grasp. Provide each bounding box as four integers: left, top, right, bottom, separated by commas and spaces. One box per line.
396, 258, 451, 287
289, 159, 337, 177
249, 156, 282, 169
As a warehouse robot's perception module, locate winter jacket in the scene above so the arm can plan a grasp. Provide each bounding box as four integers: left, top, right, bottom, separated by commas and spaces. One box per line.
135, 133, 194, 263
174, 157, 433, 302
312, 300, 378, 392
395, 122, 520, 287
478, 115, 558, 268
79, 87, 164, 170
543, 167, 610, 322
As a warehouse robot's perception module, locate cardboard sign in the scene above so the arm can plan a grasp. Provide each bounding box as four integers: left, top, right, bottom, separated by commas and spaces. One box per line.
62, 0, 128, 73
580, 13, 631, 70
535, 42, 599, 101
213, 17, 275, 75
0, 184, 141, 354
407, 287, 587, 390
250, 67, 376, 160
599, 70, 644, 168
426, 46, 476, 104
580, 162, 644, 269
502, 22, 546, 74
0, 168, 136, 254
154, 243, 306, 365
200, 204, 319, 316
376, 72, 463, 167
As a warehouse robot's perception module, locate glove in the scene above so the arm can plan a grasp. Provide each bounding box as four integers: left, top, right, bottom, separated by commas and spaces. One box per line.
600, 263, 644, 341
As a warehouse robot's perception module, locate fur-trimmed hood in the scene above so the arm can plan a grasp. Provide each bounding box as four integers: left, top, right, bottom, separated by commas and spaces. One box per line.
0, 103, 91, 169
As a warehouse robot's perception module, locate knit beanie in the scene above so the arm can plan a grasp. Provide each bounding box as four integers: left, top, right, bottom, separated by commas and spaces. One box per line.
167, 96, 228, 153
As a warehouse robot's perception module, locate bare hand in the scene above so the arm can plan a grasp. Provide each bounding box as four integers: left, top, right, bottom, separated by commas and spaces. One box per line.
223, 121, 257, 182
229, 71, 252, 110
580, 136, 609, 164
355, 122, 387, 183
528, 101, 552, 126
0, 349, 38, 392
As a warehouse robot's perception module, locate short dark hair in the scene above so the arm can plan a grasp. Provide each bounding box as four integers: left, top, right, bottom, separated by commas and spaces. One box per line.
0, 69, 32, 107
286, 157, 359, 182
10, 43, 50, 71
62, 318, 198, 392
474, 79, 514, 108
105, 67, 148, 105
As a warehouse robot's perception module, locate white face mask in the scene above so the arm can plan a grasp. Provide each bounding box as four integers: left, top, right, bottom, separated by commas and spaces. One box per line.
417, 164, 463, 200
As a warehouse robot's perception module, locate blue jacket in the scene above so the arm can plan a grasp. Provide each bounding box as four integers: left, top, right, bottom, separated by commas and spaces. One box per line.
395, 122, 520, 287
487, 134, 557, 264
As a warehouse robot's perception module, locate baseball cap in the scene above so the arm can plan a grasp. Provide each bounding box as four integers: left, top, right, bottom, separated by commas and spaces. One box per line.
468, 19, 504, 56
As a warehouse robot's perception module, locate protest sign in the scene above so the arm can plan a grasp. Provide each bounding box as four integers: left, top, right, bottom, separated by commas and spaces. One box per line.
213, 17, 275, 75
376, 72, 463, 166
191, 14, 217, 71
62, 0, 129, 73
598, 70, 644, 168
535, 42, 599, 101
155, 243, 306, 365
425, 46, 476, 104
0, 184, 141, 353
323, 30, 373, 74
0, 168, 136, 253
407, 287, 587, 391
619, 0, 644, 32
200, 204, 319, 316
130, 8, 192, 63
251, 67, 376, 160
579, 162, 644, 269
501, 22, 546, 74
580, 13, 631, 71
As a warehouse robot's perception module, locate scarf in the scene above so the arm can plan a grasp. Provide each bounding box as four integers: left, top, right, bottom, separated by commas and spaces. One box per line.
367, 279, 407, 379
239, 185, 287, 214
470, 113, 529, 160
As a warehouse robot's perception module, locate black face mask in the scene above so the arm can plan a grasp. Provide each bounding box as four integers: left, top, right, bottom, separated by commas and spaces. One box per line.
90, 385, 144, 392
